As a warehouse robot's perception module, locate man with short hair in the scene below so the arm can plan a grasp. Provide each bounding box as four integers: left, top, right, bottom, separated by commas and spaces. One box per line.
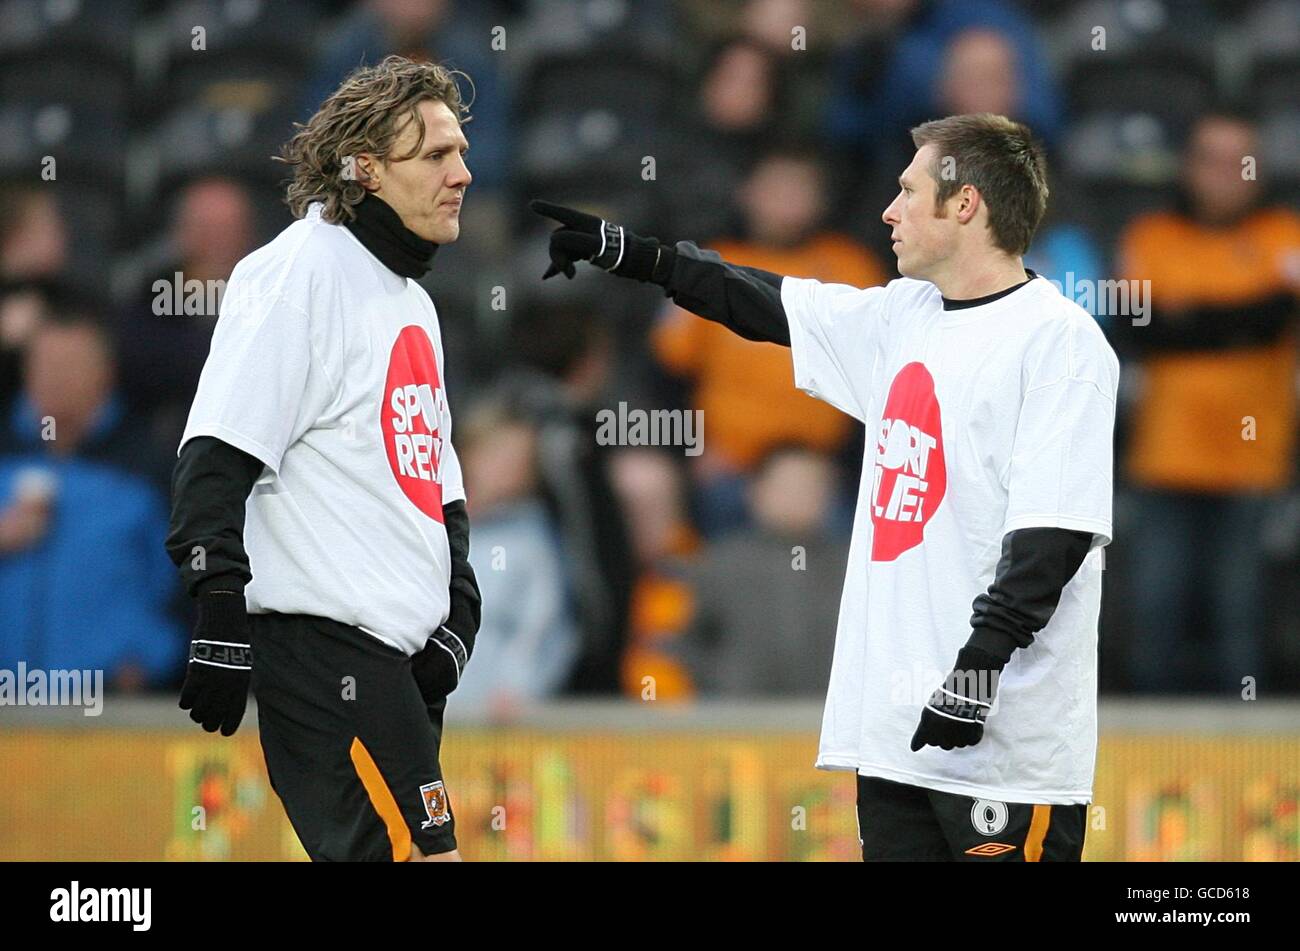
167, 56, 480, 862
534, 112, 1118, 861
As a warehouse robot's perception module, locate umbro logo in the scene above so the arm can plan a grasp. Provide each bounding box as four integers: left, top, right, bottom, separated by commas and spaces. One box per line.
965, 842, 1017, 857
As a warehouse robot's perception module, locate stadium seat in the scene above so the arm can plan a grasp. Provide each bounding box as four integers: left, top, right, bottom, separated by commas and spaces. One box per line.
1062, 111, 1182, 184
516, 49, 676, 121
1241, 0, 1300, 66
1079, 178, 1178, 251
518, 108, 665, 200
1259, 108, 1300, 201
0, 100, 127, 191
1065, 55, 1215, 126
1048, 0, 1219, 68
0, 0, 137, 113
150, 0, 322, 107
1248, 59, 1300, 113
0, 0, 138, 69
0, 55, 131, 114
518, 0, 676, 62
144, 99, 299, 204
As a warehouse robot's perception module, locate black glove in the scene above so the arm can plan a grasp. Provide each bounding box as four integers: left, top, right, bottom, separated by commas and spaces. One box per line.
179, 590, 252, 736
910, 645, 1004, 752
412, 565, 482, 703
530, 199, 672, 283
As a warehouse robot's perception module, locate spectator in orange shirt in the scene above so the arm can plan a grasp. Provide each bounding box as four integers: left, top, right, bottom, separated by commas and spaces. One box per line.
1111, 109, 1300, 693
652, 147, 888, 534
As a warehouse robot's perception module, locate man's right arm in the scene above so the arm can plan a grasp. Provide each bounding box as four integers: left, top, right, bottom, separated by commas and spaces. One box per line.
165, 435, 264, 735
166, 269, 331, 735
530, 200, 790, 345
165, 435, 264, 596
531, 200, 882, 421
657, 242, 790, 346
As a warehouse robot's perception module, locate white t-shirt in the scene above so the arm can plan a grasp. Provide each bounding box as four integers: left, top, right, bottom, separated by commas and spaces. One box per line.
180, 203, 465, 655
784, 274, 1118, 804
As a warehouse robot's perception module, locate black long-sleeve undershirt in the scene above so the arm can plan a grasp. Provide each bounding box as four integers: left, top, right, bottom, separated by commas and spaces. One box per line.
967, 528, 1095, 664
656, 241, 790, 345
165, 436, 263, 597
441, 496, 477, 605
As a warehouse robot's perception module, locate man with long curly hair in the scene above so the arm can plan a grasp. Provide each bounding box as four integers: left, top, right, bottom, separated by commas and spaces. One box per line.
166, 55, 479, 862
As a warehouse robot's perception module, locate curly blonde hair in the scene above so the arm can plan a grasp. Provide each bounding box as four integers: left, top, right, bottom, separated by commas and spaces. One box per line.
278, 55, 472, 224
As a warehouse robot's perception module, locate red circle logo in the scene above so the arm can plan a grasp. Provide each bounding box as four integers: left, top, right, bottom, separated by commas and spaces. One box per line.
381, 325, 446, 521
871, 362, 946, 561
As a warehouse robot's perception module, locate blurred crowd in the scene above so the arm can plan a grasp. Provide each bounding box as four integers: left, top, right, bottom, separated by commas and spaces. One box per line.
1, 0, 1299, 706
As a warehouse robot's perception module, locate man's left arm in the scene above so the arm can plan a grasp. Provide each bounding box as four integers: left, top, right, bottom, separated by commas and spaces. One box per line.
913, 323, 1118, 752
911, 527, 1093, 751
411, 499, 482, 704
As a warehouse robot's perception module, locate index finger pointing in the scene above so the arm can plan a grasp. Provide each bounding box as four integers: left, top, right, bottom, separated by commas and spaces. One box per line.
529, 199, 598, 229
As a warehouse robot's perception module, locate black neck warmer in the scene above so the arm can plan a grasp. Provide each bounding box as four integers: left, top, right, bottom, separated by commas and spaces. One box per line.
344, 193, 438, 279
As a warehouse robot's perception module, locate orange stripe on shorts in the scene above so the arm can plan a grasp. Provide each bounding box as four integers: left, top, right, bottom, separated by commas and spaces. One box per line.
1024, 804, 1052, 862
349, 737, 412, 862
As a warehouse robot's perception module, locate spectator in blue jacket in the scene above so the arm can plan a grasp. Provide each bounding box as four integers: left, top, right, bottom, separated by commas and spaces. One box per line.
301, 0, 512, 190
0, 313, 184, 690
931, 26, 1106, 324
825, 0, 1062, 162
452, 396, 578, 718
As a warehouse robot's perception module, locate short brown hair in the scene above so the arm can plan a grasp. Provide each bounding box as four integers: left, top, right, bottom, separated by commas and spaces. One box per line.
910, 114, 1048, 256
278, 55, 471, 224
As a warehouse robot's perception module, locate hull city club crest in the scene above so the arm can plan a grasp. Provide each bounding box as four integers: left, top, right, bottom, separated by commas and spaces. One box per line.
419, 780, 451, 829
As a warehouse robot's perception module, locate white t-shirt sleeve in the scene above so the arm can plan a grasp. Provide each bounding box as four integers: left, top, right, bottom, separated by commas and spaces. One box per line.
781, 276, 890, 422
440, 434, 465, 506
421, 295, 465, 508
1002, 318, 1119, 548
180, 284, 335, 475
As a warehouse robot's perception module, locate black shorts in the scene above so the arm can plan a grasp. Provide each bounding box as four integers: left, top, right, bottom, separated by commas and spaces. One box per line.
249, 611, 456, 861
856, 775, 1087, 862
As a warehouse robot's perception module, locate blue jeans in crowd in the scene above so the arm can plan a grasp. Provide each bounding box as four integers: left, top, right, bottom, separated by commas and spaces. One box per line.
1125, 488, 1278, 694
